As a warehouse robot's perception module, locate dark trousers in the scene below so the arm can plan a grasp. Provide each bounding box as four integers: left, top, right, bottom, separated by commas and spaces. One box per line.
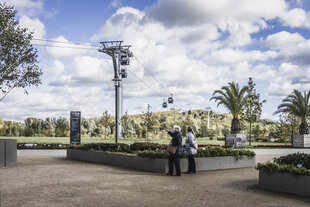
168, 153, 181, 175
187, 155, 196, 173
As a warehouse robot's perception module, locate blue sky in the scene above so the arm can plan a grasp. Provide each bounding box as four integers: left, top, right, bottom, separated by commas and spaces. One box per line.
1, 0, 310, 122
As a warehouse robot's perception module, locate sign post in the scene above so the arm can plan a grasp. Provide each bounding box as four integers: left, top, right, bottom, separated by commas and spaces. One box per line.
70, 111, 81, 144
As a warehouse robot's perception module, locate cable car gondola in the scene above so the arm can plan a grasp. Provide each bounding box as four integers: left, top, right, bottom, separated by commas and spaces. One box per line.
120, 54, 130, 65
168, 94, 174, 104
199, 112, 202, 116
162, 99, 168, 108
121, 69, 127, 78
188, 110, 192, 115
182, 112, 186, 116
194, 113, 197, 118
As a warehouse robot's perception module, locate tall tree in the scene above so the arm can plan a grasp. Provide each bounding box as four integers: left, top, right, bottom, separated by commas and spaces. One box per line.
242, 77, 266, 145
210, 82, 248, 134
141, 104, 156, 139
274, 89, 310, 134
121, 110, 131, 138
99, 111, 113, 138
0, 3, 42, 101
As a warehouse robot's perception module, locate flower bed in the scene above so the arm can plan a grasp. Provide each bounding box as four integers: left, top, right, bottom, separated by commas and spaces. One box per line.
252, 144, 292, 148
67, 143, 256, 173
69, 142, 255, 160
257, 153, 310, 196
17, 143, 69, 149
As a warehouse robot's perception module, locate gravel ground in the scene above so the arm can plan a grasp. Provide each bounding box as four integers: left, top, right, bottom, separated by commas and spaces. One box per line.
1, 154, 310, 207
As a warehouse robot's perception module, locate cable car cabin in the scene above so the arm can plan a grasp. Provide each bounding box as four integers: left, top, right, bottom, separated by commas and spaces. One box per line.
182, 112, 186, 116
199, 112, 202, 116
162, 100, 168, 108
194, 114, 197, 118
168, 94, 174, 104
120, 54, 130, 65
188, 110, 192, 115
121, 69, 127, 78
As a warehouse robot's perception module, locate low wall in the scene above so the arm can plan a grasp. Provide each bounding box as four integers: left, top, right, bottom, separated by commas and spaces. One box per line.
293, 134, 310, 148
0, 139, 17, 167
259, 171, 310, 197
225, 134, 247, 148
67, 149, 255, 173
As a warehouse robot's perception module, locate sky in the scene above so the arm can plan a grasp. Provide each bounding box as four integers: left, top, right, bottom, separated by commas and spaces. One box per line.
1, 0, 310, 122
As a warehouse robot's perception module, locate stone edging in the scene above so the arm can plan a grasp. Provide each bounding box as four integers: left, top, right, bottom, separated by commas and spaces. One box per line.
259, 171, 310, 197
67, 149, 255, 173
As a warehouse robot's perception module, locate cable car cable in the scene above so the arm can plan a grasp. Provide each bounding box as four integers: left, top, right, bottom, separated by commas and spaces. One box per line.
32, 43, 99, 50
127, 69, 163, 99
32, 38, 100, 47
133, 56, 172, 96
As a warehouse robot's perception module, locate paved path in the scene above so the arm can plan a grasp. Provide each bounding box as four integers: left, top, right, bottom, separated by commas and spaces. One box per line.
18, 149, 66, 157
1, 154, 310, 207
17, 148, 310, 157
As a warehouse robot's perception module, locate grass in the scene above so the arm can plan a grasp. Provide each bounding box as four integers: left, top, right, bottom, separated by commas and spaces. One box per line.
0, 136, 291, 147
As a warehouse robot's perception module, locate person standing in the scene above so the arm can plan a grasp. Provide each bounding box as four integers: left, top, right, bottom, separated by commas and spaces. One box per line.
185, 126, 197, 174
166, 125, 182, 176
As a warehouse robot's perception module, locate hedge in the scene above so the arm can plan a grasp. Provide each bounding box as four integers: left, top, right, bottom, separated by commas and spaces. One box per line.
257, 153, 310, 176
71, 143, 256, 160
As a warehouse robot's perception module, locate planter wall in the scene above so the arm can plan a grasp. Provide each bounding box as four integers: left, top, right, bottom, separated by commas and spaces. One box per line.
0, 139, 17, 167
225, 134, 247, 148
259, 171, 310, 197
292, 134, 310, 148
67, 149, 255, 173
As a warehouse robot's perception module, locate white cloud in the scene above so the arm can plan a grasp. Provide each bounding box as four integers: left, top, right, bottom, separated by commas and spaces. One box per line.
264, 31, 310, 65
1, 0, 43, 16
46, 60, 65, 75
110, 0, 122, 8
19, 15, 46, 38
280, 8, 310, 28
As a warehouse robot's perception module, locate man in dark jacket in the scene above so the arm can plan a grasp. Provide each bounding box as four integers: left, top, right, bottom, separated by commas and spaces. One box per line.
166, 125, 182, 176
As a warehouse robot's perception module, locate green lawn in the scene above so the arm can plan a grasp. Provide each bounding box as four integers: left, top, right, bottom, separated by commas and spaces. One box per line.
0, 136, 290, 147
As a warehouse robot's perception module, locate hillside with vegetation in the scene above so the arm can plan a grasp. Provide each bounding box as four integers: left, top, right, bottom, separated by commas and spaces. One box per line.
0, 108, 298, 143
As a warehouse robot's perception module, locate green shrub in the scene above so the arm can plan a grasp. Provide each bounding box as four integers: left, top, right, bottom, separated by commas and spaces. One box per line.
70, 143, 255, 160
274, 153, 310, 169
256, 153, 310, 176
256, 162, 310, 176
196, 147, 255, 159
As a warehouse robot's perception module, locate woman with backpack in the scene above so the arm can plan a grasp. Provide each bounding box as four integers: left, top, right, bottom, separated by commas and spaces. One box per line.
184, 126, 198, 174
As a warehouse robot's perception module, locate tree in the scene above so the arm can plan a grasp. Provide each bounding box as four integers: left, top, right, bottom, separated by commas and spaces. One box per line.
210, 82, 248, 134
141, 104, 157, 139
99, 111, 113, 138
242, 77, 266, 145
55, 117, 69, 137
285, 114, 299, 136
274, 89, 310, 134
0, 3, 42, 101
121, 110, 131, 138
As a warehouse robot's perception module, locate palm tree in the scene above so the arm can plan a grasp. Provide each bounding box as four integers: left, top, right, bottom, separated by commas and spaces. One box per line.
274, 90, 310, 134
210, 82, 248, 134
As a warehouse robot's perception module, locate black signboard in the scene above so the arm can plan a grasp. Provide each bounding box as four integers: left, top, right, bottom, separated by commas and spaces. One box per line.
70, 111, 81, 144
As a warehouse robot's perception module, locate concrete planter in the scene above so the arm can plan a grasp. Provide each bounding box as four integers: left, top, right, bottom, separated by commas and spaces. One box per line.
259, 171, 310, 197
67, 149, 255, 173
292, 134, 310, 148
225, 134, 247, 148
0, 139, 17, 167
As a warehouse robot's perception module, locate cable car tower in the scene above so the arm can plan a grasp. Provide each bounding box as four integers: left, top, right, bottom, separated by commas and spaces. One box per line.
98, 41, 133, 143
